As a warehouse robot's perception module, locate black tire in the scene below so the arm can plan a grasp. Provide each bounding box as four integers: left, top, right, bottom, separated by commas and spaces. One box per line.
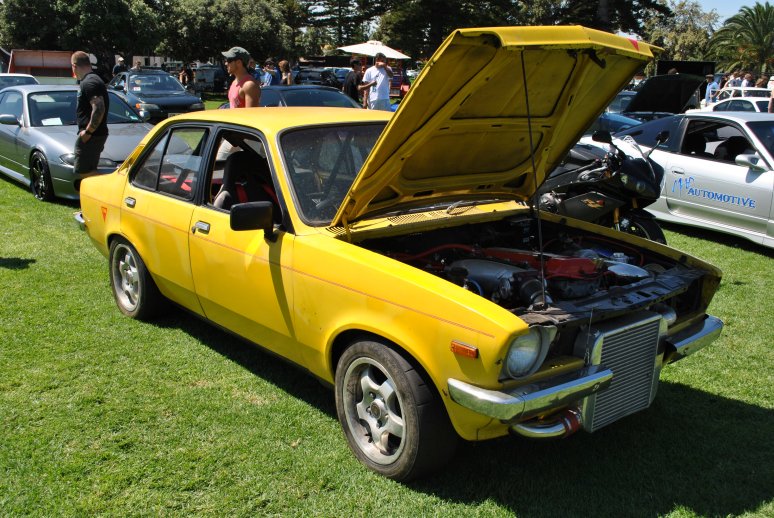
335, 340, 457, 481
620, 215, 667, 245
108, 238, 164, 320
29, 151, 54, 202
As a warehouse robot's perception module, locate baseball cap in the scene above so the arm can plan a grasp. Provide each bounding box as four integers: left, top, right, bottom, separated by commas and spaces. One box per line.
222, 46, 250, 66
118, 57, 124, 62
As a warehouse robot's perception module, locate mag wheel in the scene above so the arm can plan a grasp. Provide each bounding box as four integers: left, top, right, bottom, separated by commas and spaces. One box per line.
29, 151, 54, 202
620, 215, 667, 244
109, 238, 164, 320
335, 340, 457, 481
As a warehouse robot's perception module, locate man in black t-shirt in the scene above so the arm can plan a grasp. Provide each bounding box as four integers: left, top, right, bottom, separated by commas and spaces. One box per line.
342, 58, 363, 105
71, 51, 109, 176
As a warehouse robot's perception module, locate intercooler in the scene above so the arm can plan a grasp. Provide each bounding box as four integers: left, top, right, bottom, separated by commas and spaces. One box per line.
575, 312, 665, 432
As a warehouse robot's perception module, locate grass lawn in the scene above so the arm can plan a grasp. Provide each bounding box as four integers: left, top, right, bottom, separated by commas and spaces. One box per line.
0, 177, 772, 516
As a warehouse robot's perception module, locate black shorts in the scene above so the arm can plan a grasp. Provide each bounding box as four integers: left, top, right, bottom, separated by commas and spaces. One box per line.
74, 134, 108, 175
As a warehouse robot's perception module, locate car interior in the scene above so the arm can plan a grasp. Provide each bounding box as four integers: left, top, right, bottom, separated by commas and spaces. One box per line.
208, 131, 280, 222
681, 121, 755, 163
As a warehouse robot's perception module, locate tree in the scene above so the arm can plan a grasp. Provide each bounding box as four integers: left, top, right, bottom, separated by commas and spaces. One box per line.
640, 1, 719, 61
377, 0, 673, 61
156, 0, 292, 65
707, 2, 774, 74
0, 0, 162, 75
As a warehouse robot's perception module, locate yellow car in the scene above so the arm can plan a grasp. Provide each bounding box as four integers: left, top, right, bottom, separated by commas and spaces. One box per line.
76, 27, 723, 480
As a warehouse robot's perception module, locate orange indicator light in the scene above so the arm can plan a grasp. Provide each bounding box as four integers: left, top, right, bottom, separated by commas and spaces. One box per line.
450, 341, 479, 359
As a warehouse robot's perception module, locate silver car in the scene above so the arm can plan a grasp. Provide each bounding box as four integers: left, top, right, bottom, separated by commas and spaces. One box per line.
0, 84, 152, 201
609, 112, 774, 248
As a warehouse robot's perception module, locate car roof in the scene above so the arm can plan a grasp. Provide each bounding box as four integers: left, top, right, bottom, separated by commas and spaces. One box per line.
687, 111, 774, 123
170, 106, 391, 131
260, 85, 342, 92
3, 84, 79, 93
0, 73, 36, 78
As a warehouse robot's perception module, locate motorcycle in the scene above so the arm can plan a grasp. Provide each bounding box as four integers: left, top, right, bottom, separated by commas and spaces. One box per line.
537, 130, 669, 244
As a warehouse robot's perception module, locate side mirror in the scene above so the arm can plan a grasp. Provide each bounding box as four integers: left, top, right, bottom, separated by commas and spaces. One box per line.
735, 153, 769, 172
0, 114, 20, 126
230, 201, 275, 238
591, 130, 612, 144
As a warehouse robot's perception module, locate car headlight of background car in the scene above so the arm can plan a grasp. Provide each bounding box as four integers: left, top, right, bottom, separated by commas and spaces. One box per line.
189, 102, 205, 111
503, 325, 557, 378
60, 153, 116, 169
136, 102, 161, 112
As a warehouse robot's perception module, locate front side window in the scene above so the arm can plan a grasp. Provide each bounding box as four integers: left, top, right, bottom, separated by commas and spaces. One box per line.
281, 123, 385, 225
0, 91, 23, 120
132, 126, 208, 199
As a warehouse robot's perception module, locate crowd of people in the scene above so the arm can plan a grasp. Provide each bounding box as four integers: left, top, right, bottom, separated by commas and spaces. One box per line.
111, 46, 398, 112
704, 69, 773, 105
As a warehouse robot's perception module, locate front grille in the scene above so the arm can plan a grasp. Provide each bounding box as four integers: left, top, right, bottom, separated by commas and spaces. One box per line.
580, 314, 662, 432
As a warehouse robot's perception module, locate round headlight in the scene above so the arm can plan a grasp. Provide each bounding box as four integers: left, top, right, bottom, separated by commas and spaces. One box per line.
505, 326, 556, 378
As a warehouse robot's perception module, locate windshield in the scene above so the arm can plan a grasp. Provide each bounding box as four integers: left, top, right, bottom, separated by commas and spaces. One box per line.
746, 121, 774, 157
28, 91, 142, 127
0, 76, 37, 88
128, 73, 186, 93
282, 89, 360, 108
281, 123, 386, 225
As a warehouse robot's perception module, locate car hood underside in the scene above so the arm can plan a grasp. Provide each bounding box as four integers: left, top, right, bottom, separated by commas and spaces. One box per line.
332, 26, 660, 226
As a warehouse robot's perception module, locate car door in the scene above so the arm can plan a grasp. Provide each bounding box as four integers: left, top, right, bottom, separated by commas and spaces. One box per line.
188, 128, 301, 363
0, 90, 24, 176
120, 124, 210, 315
664, 120, 772, 235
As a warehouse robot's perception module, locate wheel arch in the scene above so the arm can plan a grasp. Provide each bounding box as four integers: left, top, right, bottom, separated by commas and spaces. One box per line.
329, 329, 445, 405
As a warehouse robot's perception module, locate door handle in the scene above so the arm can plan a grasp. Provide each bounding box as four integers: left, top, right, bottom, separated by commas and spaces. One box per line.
192, 221, 210, 234
124, 197, 136, 208
672, 168, 685, 175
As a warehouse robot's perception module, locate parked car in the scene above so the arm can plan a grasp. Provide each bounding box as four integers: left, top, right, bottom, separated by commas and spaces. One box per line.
587, 74, 704, 136
702, 86, 771, 108
108, 69, 205, 123
294, 67, 341, 88
217, 85, 362, 109
258, 85, 361, 108
0, 73, 38, 89
688, 97, 770, 113
326, 67, 351, 85
75, 26, 722, 480
0, 85, 152, 201
607, 112, 774, 248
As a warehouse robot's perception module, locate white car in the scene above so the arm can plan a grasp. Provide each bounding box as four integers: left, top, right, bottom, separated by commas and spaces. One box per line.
607, 112, 774, 249
701, 86, 770, 108
0, 73, 38, 90
688, 96, 770, 114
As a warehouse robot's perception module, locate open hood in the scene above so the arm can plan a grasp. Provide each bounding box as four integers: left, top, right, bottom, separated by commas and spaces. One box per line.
624, 73, 704, 114
332, 26, 659, 227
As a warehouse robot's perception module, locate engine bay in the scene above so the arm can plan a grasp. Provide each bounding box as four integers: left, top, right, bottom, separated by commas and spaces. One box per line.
360, 215, 705, 328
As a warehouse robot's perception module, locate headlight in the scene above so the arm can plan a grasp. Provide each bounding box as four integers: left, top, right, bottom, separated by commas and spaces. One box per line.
190, 102, 205, 111
97, 158, 116, 168
136, 103, 160, 111
504, 326, 557, 378
60, 153, 75, 166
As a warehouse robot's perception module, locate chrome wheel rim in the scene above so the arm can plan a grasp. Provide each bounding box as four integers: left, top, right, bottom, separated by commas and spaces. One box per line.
342, 357, 405, 465
112, 244, 140, 311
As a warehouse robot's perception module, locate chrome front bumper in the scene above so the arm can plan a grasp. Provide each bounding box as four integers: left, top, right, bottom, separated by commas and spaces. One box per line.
448, 314, 723, 427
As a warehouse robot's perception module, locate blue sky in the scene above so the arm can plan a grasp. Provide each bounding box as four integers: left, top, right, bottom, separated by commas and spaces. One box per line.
697, 0, 751, 20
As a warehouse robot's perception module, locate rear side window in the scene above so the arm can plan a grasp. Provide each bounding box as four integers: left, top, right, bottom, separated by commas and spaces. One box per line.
132, 127, 208, 200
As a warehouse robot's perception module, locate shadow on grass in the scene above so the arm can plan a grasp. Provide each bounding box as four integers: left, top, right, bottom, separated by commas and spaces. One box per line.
0, 257, 36, 269
154, 306, 772, 516
661, 221, 774, 258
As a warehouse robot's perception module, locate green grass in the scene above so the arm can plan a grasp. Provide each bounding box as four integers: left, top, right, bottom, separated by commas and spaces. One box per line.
0, 176, 772, 516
